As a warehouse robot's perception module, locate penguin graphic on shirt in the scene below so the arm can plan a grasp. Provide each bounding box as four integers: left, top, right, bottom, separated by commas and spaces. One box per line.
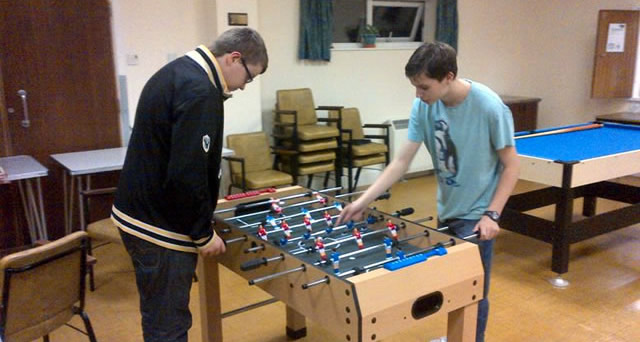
434, 119, 459, 185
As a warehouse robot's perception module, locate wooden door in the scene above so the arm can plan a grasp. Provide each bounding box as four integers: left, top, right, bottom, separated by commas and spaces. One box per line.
591, 10, 639, 98
0, 0, 121, 247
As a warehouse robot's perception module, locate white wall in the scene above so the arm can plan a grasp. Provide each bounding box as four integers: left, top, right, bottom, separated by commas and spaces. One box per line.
458, 0, 636, 127
111, 0, 262, 139
111, 0, 639, 189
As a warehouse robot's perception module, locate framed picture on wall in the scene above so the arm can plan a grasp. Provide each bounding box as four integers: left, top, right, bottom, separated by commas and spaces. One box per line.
228, 13, 248, 26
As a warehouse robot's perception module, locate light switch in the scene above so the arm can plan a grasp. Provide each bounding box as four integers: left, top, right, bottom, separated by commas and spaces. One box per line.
126, 54, 139, 66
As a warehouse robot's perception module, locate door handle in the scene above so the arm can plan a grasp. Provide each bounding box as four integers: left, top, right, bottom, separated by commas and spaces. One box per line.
17, 89, 30, 128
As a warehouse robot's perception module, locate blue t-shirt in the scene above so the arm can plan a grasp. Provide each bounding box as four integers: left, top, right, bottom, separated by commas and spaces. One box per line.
407, 80, 514, 221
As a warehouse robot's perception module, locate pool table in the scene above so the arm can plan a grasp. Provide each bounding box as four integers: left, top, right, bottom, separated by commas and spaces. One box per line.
501, 122, 640, 275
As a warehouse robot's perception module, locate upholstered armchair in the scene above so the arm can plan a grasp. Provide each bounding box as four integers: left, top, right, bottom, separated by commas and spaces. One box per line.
329, 107, 390, 192
225, 131, 295, 194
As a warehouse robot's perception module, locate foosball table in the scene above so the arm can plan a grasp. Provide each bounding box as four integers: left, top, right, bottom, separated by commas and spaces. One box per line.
197, 186, 484, 342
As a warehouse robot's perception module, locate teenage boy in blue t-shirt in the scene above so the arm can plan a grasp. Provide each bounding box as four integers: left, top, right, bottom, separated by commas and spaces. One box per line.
337, 42, 520, 342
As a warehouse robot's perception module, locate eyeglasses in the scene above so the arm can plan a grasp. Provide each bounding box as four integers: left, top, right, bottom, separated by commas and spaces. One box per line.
240, 57, 254, 84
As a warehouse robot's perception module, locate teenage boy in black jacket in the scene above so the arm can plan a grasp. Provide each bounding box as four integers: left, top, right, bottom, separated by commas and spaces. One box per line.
112, 28, 268, 342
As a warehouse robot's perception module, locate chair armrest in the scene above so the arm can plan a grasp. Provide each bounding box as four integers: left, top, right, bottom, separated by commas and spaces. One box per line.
316, 106, 344, 111
272, 122, 295, 127
271, 148, 298, 156
364, 134, 388, 141
79, 187, 117, 232
363, 123, 391, 129
317, 117, 340, 123
223, 156, 244, 163
80, 187, 117, 198
223, 156, 246, 191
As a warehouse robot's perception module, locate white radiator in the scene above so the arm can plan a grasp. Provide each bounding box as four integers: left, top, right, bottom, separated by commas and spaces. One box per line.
386, 118, 433, 174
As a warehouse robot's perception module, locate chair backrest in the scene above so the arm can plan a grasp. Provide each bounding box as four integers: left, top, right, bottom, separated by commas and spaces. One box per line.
0, 231, 88, 342
329, 107, 365, 141
276, 88, 318, 126
227, 132, 273, 175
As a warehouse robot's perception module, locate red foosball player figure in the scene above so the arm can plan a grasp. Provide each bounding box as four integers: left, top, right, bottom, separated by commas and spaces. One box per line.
315, 193, 327, 205
324, 210, 333, 227
353, 228, 364, 249
281, 220, 291, 240
271, 198, 283, 215
303, 215, 313, 232
315, 236, 327, 261
257, 224, 268, 241
387, 219, 398, 241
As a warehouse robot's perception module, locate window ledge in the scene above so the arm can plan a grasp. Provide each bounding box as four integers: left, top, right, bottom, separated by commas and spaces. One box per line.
332, 42, 422, 51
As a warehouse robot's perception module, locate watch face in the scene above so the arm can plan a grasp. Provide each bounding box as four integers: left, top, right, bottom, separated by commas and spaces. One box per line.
484, 211, 499, 221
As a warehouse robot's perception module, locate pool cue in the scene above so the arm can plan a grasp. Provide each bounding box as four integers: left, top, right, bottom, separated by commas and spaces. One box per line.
515, 123, 603, 139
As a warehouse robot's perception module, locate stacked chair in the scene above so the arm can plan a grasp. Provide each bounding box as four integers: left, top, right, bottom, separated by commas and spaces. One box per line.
329, 107, 390, 193
224, 131, 295, 194
272, 88, 343, 189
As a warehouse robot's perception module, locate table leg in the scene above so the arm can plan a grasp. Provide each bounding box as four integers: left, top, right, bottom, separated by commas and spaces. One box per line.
78, 175, 86, 232
63, 170, 69, 234
35, 178, 48, 240
551, 164, 575, 276
17, 180, 36, 243
447, 302, 478, 342
286, 306, 307, 339
197, 255, 223, 342
25, 179, 44, 239
68, 172, 76, 235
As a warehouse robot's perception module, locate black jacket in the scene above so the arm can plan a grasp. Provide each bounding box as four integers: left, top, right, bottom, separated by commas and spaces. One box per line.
112, 46, 224, 253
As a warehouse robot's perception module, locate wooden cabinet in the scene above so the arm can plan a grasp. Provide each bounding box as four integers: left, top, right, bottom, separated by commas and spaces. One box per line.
500, 95, 540, 132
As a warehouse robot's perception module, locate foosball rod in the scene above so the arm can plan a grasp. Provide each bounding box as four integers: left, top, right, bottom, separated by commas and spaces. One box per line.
248, 264, 306, 285
436, 226, 481, 240
215, 186, 342, 215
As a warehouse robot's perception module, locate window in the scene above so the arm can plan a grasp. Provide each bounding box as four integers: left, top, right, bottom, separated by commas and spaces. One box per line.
332, 0, 434, 48
367, 1, 424, 42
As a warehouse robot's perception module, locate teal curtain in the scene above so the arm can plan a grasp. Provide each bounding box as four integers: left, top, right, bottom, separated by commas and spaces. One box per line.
299, 0, 333, 61
436, 0, 458, 51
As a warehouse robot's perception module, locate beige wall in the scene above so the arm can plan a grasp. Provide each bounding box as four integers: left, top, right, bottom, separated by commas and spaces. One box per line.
258, 0, 637, 130
111, 0, 262, 138
111, 0, 638, 187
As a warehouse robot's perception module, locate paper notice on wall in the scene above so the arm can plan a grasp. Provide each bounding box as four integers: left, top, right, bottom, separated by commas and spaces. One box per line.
606, 23, 626, 53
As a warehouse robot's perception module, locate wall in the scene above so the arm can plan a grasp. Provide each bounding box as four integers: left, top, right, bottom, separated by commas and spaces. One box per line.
110, 0, 639, 189
458, 0, 636, 127
111, 0, 262, 141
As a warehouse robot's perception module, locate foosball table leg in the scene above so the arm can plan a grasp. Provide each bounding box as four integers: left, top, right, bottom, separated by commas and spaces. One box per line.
286, 306, 307, 339
447, 302, 478, 342
197, 256, 223, 342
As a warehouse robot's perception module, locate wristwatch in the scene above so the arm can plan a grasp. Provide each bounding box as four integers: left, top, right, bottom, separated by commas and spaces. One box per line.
483, 210, 500, 222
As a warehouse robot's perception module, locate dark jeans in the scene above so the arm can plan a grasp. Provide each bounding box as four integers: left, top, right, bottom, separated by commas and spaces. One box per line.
120, 230, 198, 342
439, 218, 494, 342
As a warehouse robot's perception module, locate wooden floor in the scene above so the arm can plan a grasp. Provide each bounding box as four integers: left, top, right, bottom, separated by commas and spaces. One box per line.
47, 175, 639, 342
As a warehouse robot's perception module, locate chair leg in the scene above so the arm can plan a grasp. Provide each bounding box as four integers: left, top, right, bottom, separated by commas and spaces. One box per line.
348, 164, 354, 193
306, 175, 313, 188
87, 238, 95, 292
228, 184, 233, 196
354, 167, 363, 191
43, 335, 50, 342
323, 172, 330, 188
77, 310, 98, 342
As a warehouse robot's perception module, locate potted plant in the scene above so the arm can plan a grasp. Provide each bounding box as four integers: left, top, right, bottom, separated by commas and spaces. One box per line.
361, 24, 378, 48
